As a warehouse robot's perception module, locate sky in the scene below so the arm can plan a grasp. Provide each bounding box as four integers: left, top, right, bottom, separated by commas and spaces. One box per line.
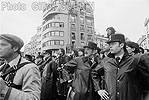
0, 0, 149, 50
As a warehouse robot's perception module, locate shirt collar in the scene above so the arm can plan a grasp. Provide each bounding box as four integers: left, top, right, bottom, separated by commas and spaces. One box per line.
9, 55, 21, 67
115, 53, 124, 61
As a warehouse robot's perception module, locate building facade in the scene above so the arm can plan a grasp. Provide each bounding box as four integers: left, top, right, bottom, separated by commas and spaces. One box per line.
137, 18, 149, 49
24, 25, 42, 55
41, 0, 95, 53
137, 35, 148, 49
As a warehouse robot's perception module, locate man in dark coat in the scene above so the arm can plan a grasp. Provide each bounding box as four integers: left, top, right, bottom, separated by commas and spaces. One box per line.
41, 50, 59, 100
92, 34, 149, 100
64, 42, 100, 100
56, 48, 71, 100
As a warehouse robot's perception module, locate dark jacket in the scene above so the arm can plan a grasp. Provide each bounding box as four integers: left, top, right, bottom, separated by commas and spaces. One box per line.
57, 54, 71, 96
41, 60, 59, 100
93, 52, 149, 100
64, 57, 100, 100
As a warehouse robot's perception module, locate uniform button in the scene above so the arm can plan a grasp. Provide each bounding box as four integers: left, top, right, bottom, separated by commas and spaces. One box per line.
117, 80, 119, 82
118, 68, 119, 70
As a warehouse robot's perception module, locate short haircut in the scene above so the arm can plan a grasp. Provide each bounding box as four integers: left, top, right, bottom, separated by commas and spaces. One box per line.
60, 48, 65, 55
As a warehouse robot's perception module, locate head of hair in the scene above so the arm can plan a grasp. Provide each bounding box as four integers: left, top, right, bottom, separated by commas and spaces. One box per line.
106, 27, 116, 38
25, 54, 33, 61
60, 48, 65, 55
45, 49, 52, 56
72, 49, 78, 57
78, 48, 85, 56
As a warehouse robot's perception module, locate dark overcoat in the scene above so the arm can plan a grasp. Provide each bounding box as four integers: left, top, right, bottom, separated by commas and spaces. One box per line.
93, 52, 149, 100
64, 57, 100, 100
41, 60, 59, 100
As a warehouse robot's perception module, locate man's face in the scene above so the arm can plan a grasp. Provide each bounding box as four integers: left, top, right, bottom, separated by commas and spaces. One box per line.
43, 52, 50, 61
107, 29, 112, 37
84, 47, 94, 57
126, 46, 134, 54
58, 49, 62, 55
78, 50, 83, 56
0, 39, 14, 59
109, 42, 123, 54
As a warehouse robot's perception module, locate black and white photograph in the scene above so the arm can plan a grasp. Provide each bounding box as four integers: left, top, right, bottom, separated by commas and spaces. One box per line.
0, 0, 149, 100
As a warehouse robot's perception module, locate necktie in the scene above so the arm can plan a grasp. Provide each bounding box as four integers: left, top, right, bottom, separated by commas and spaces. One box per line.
87, 58, 92, 66
116, 57, 120, 64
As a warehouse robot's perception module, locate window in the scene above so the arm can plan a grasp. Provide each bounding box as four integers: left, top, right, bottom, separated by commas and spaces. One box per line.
51, 23, 55, 27
55, 23, 59, 27
86, 19, 92, 26
43, 23, 50, 31
42, 32, 50, 39
55, 31, 59, 36
81, 33, 85, 40
48, 41, 51, 45
42, 40, 64, 47
55, 40, 60, 45
87, 27, 93, 34
59, 22, 64, 27
72, 32, 76, 40
80, 25, 84, 32
51, 31, 55, 36
60, 31, 64, 36
80, 17, 84, 24
71, 15, 76, 23
71, 24, 76, 30
44, 22, 64, 29
60, 40, 64, 45
88, 35, 92, 40
51, 41, 54, 45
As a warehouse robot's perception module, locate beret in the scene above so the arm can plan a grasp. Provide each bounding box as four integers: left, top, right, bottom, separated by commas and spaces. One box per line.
0, 34, 24, 49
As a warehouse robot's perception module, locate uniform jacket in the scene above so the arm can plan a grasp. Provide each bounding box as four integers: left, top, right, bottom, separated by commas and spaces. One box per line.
93, 52, 149, 100
2, 55, 41, 100
64, 57, 100, 100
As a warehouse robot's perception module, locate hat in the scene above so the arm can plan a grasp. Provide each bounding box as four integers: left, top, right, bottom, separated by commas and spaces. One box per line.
126, 41, 139, 49
84, 42, 97, 50
126, 41, 140, 53
0, 34, 24, 49
106, 34, 125, 44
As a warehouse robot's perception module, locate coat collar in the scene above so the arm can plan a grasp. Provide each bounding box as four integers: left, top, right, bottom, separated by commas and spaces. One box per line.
107, 50, 129, 59
82, 56, 98, 68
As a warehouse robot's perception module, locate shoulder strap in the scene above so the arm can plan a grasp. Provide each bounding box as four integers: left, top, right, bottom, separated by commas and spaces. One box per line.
5, 62, 32, 89
15, 62, 32, 71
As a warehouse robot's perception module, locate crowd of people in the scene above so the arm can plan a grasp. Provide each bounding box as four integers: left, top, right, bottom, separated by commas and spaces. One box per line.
0, 27, 149, 100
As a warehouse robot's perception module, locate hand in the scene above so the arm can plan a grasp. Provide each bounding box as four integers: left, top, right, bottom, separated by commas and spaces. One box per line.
97, 90, 109, 100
